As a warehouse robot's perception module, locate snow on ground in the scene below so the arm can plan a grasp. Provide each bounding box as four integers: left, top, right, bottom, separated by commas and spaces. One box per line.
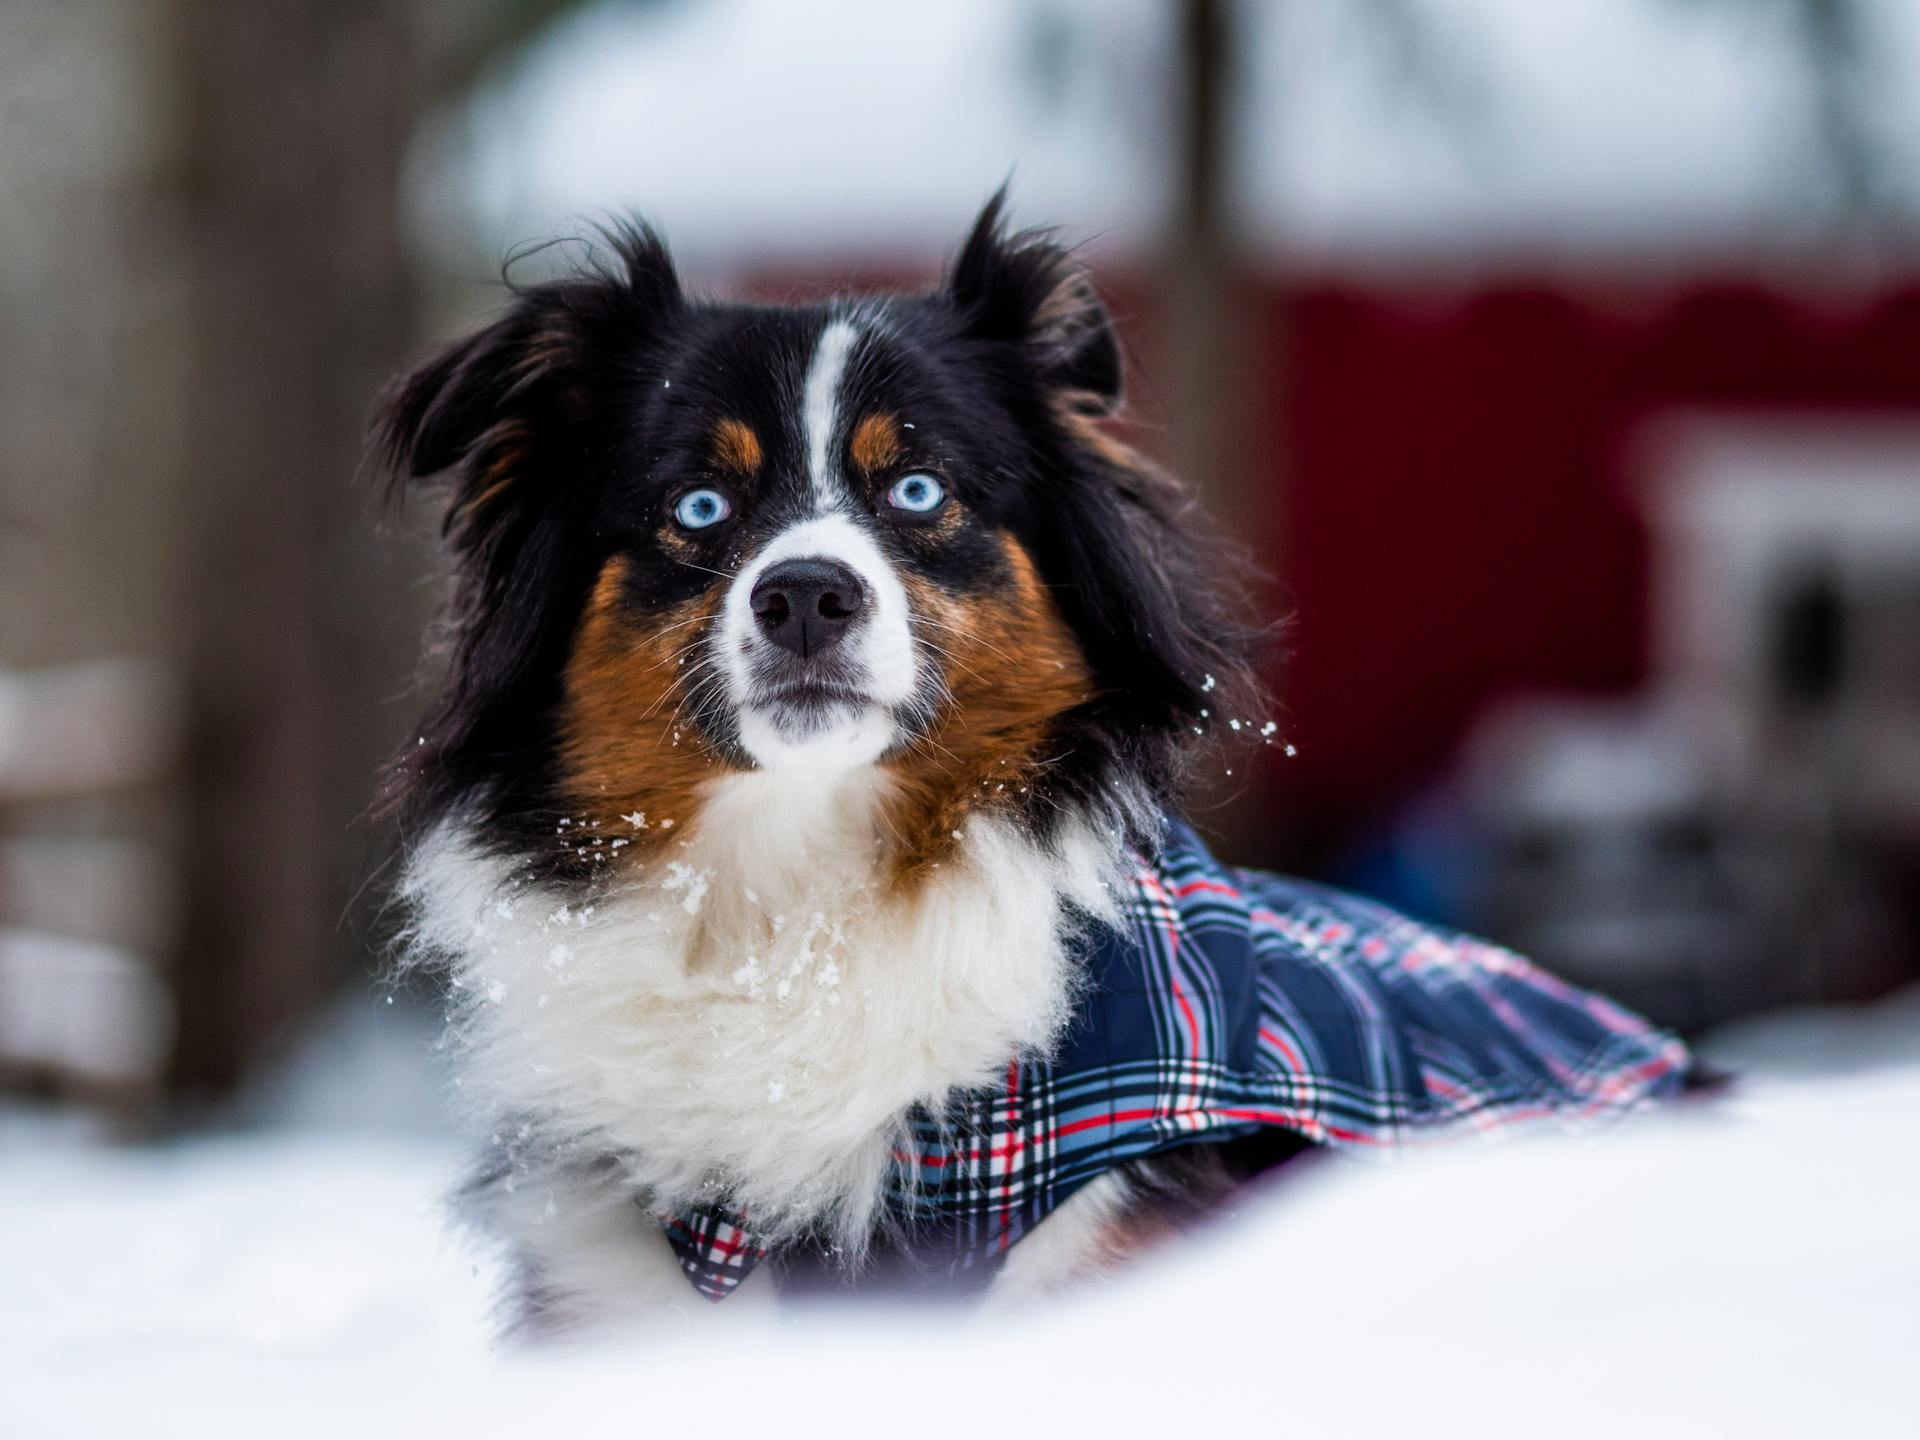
4, 995, 1918, 1439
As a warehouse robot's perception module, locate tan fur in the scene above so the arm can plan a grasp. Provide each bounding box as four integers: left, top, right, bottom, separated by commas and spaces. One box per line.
882, 537, 1091, 883
1054, 401, 1149, 476
849, 412, 903, 475
557, 559, 732, 859
562, 534, 1095, 886
710, 418, 763, 476
445, 420, 530, 538
442, 323, 574, 537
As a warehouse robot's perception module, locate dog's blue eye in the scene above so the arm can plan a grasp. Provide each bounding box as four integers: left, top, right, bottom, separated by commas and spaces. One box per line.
886, 473, 945, 514
673, 488, 731, 530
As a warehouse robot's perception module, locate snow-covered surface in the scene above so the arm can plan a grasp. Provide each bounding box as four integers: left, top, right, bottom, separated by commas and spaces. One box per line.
5, 995, 1918, 1438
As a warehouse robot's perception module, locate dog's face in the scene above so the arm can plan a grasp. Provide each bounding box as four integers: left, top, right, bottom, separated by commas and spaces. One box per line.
574, 303, 1081, 776
379, 198, 1257, 878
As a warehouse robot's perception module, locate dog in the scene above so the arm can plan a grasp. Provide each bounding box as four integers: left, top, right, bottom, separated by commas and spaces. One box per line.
377, 195, 1690, 1332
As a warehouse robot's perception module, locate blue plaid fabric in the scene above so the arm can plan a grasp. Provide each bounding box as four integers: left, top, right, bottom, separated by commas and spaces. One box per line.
663, 818, 1690, 1300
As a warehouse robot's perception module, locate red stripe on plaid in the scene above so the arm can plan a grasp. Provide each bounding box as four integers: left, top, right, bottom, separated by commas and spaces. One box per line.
695, 1230, 763, 1259
1259, 1026, 1304, 1071
1173, 878, 1242, 900
997, 1057, 1021, 1251
1171, 975, 1202, 1058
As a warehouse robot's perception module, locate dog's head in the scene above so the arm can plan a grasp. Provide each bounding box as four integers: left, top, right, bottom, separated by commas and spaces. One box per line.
377, 196, 1262, 879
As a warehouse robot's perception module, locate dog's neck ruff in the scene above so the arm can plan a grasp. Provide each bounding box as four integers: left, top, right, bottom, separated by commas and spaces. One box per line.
666, 818, 1692, 1302
401, 766, 1126, 1261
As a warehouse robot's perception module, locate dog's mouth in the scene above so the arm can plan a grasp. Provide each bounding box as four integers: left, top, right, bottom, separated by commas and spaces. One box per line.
757, 681, 868, 709
742, 662, 884, 741
750, 682, 874, 723
744, 650, 873, 711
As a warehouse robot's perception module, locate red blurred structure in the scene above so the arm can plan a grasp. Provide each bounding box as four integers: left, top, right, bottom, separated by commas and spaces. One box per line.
1253, 278, 1920, 867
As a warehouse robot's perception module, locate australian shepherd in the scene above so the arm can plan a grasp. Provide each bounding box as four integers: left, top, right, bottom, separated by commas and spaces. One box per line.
375, 196, 1683, 1332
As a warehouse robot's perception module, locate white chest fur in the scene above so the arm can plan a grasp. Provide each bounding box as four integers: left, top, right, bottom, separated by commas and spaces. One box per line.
401, 766, 1121, 1250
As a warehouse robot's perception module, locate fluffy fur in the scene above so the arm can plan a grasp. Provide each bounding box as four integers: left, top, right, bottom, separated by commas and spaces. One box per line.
376, 193, 1268, 1328
402, 790, 1119, 1254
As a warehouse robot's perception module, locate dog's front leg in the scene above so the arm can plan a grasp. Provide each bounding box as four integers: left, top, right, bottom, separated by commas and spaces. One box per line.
984, 1170, 1136, 1305
986, 1150, 1243, 1305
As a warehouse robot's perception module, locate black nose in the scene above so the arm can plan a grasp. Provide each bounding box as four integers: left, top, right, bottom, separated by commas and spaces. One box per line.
750, 557, 868, 658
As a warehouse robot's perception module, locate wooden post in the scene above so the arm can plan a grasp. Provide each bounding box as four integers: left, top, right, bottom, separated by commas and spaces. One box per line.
1162, 0, 1247, 526
1161, 0, 1287, 861
168, 1, 424, 1092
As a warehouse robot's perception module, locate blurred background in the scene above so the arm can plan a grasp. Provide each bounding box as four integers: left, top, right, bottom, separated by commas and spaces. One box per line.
3, 0, 1919, 1141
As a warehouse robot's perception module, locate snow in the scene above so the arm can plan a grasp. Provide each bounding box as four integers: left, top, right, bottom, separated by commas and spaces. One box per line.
660, 860, 711, 915
3, 995, 1917, 1437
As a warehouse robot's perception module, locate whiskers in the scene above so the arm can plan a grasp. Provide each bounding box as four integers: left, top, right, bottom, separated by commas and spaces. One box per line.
908, 612, 1015, 667
670, 557, 742, 582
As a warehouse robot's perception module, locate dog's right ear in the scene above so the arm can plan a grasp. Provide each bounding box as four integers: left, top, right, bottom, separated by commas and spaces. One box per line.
947, 189, 1123, 418
372, 223, 682, 553
375, 304, 544, 487
371, 227, 681, 824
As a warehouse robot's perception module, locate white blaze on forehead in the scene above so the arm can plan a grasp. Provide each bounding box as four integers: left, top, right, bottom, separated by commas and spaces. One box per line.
803, 317, 861, 511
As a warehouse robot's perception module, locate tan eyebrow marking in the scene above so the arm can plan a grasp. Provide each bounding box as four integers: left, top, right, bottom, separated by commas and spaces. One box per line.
849, 412, 903, 474
711, 418, 763, 475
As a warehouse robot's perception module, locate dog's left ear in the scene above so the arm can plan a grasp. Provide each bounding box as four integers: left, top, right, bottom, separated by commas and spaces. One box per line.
947, 191, 1123, 417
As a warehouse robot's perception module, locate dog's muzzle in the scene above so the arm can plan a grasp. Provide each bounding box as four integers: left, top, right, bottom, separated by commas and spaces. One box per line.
719, 513, 921, 768
750, 557, 868, 660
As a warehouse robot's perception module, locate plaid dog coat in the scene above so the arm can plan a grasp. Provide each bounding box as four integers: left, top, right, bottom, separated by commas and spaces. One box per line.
663, 818, 1690, 1300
